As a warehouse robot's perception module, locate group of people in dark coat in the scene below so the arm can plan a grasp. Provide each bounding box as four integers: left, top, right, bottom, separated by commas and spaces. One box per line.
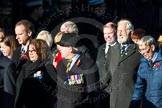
0, 19, 99, 108
97, 19, 162, 108
1, 16, 162, 108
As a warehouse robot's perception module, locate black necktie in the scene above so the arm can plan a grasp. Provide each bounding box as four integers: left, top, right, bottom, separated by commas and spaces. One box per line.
120, 45, 126, 56
149, 60, 153, 67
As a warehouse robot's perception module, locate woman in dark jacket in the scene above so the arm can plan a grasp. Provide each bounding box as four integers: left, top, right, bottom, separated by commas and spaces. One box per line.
15, 39, 57, 108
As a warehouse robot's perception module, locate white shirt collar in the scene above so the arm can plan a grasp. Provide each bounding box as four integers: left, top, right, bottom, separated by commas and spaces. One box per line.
21, 41, 30, 53
106, 41, 117, 47
69, 53, 81, 70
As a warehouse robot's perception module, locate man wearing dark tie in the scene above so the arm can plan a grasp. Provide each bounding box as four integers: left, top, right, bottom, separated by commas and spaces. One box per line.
102, 19, 142, 108
96, 22, 117, 108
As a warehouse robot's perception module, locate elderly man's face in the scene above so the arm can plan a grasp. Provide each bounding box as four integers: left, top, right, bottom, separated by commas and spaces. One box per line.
117, 23, 129, 44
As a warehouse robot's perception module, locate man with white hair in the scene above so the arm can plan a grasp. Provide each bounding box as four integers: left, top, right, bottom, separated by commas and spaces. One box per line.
59, 21, 93, 59
60, 21, 79, 35
102, 19, 142, 108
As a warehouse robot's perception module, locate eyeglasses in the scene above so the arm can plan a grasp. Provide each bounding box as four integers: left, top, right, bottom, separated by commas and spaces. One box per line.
28, 50, 36, 53
138, 47, 151, 54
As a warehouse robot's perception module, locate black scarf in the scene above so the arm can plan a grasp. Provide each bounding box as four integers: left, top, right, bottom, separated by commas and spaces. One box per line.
23, 58, 43, 78
15, 58, 44, 107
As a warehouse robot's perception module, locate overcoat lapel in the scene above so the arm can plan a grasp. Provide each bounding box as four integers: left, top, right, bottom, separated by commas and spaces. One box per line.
112, 44, 121, 63
119, 44, 136, 63
102, 44, 106, 52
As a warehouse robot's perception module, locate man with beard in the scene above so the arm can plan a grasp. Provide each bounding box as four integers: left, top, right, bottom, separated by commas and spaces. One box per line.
101, 19, 142, 108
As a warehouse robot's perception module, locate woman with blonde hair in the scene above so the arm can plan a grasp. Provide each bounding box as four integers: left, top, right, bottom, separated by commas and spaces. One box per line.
36, 30, 53, 49
53, 32, 64, 69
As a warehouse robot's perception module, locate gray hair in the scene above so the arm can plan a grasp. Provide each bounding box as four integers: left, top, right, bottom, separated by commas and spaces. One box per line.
138, 35, 157, 47
60, 21, 79, 35
117, 19, 134, 31
138, 35, 159, 52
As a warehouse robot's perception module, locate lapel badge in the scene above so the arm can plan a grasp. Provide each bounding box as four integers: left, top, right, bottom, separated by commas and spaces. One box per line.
34, 71, 43, 79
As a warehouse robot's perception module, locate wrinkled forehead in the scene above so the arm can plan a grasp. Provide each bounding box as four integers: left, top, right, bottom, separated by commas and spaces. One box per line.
117, 23, 127, 30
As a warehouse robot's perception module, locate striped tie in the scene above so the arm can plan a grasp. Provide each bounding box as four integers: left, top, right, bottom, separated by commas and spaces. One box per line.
21, 47, 25, 54
66, 59, 72, 73
120, 45, 126, 56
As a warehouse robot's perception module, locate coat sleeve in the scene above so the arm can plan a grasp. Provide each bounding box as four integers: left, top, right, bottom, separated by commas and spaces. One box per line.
129, 67, 145, 108
132, 71, 145, 100
99, 46, 111, 90
4, 61, 16, 108
85, 63, 99, 93
4, 62, 16, 95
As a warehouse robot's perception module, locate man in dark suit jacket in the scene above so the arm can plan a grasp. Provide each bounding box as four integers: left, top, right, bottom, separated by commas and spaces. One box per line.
96, 22, 117, 108
56, 33, 99, 108
102, 19, 142, 108
97, 22, 117, 83
12, 20, 34, 74
0, 51, 17, 108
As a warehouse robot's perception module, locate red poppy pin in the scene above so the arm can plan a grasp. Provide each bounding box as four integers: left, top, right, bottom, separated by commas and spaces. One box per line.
76, 59, 80, 66
153, 63, 160, 70
21, 54, 28, 59
154, 63, 160, 67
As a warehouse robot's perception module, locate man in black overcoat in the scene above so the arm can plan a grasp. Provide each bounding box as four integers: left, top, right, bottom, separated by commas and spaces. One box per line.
56, 33, 99, 108
102, 19, 142, 108
96, 22, 117, 108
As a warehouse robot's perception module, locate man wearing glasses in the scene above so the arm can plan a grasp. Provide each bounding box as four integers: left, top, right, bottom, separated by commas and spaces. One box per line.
130, 36, 162, 108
